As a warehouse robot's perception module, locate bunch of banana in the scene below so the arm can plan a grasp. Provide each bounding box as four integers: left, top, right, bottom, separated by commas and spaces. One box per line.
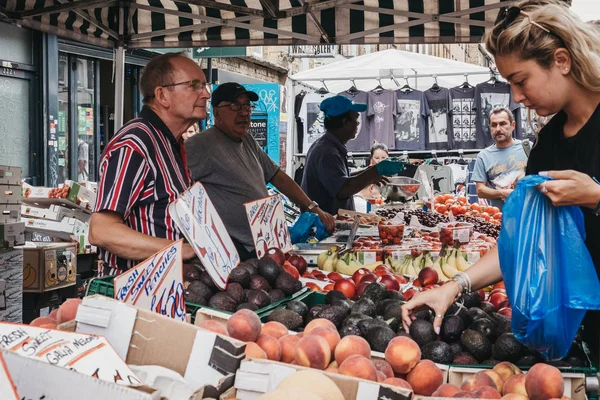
335, 251, 380, 276
317, 245, 340, 272
439, 248, 471, 279
396, 255, 419, 276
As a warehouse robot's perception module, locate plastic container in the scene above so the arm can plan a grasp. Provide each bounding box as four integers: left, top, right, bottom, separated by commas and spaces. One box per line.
378, 221, 405, 246
439, 222, 474, 246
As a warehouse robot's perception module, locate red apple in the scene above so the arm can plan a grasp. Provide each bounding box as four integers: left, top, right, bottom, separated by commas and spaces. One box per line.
498, 307, 512, 318
265, 247, 285, 266
360, 274, 378, 284
305, 282, 323, 292
312, 273, 328, 281
403, 288, 417, 300
394, 274, 408, 285
374, 264, 392, 277
352, 268, 371, 285
376, 274, 400, 291
497, 299, 510, 310
324, 283, 335, 292
355, 281, 369, 297
492, 281, 505, 291
412, 280, 422, 288
418, 267, 439, 286
490, 288, 507, 296
288, 254, 308, 275
327, 272, 344, 281
334, 279, 356, 299
477, 289, 486, 301
282, 261, 300, 280
490, 292, 509, 310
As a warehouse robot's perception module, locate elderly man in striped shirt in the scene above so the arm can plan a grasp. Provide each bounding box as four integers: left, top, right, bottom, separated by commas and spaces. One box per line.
89, 52, 208, 276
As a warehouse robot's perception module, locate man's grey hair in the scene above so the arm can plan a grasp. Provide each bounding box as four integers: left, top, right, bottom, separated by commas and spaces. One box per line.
489, 106, 514, 124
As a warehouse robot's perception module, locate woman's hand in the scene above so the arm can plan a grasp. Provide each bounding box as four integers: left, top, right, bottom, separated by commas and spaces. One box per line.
401, 281, 461, 334
539, 170, 600, 209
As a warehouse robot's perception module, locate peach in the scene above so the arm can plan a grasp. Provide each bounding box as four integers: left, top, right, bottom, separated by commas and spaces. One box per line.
339, 355, 378, 381
493, 362, 523, 382
309, 327, 340, 356
334, 336, 371, 365
385, 336, 421, 374
57, 298, 81, 324
30, 316, 58, 327
501, 395, 530, 400
433, 384, 462, 397
245, 342, 267, 359
483, 370, 505, 394
197, 320, 229, 336
327, 366, 339, 374
462, 371, 498, 391
372, 359, 394, 379
256, 334, 282, 361
279, 334, 300, 364
472, 386, 502, 399
261, 321, 288, 339
227, 309, 262, 342
503, 374, 528, 396
454, 391, 475, 398
377, 371, 386, 382
406, 360, 444, 396
382, 377, 413, 390
49, 309, 59, 320
525, 364, 564, 400
38, 323, 57, 329
294, 335, 331, 370
304, 318, 336, 336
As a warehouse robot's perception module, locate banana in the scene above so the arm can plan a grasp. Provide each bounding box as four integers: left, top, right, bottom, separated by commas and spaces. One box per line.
423, 253, 434, 268
317, 251, 329, 269
441, 251, 460, 279
456, 248, 470, 272
431, 256, 448, 282
400, 255, 412, 275
412, 254, 423, 272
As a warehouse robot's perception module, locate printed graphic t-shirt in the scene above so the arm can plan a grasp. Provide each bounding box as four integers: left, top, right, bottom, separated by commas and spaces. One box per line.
449, 86, 477, 149
394, 89, 429, 151
474, 82, 521, 148
298, 91, 336, 154
367, 90, 397, 149
424, 88, 452, 150
338, 90, 371, 152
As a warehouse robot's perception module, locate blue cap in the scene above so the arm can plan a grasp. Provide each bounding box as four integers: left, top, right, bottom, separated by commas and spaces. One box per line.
320, 95, 367, 118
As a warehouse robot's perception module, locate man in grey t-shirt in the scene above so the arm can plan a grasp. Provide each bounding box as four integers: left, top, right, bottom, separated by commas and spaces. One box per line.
186, 83, 334, 259
471, 107, 528, 210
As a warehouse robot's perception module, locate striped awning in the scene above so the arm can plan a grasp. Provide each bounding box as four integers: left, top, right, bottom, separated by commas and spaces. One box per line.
0, 0, 513, 49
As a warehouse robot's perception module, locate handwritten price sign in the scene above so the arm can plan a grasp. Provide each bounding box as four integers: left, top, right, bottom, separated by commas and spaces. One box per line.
0, 323, 141, 386
0, 352, 18, 399
114, 240, 185, 321
170, 182, 240, 290
244, 194, 292, 258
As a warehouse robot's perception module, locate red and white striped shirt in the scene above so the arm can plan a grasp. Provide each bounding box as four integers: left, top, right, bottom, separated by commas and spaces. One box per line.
94, 107, 191, 275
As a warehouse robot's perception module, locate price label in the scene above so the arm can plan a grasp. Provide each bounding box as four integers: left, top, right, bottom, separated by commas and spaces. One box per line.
244, 194, 292, 258
453, 228, 471, 243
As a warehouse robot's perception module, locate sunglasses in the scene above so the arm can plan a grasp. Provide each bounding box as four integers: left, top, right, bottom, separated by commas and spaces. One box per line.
494, 6, 551, 35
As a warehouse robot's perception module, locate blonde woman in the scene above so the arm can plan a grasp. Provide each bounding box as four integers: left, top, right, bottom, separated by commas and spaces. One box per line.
355, 142, 389, 211
402, 0, 600, 361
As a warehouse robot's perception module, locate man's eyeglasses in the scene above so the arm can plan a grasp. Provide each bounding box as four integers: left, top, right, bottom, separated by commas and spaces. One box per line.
161, 79, 210, 93
215, 102, 257, 112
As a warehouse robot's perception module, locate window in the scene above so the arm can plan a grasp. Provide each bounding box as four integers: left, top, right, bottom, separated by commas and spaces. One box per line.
250, 46, 263, 58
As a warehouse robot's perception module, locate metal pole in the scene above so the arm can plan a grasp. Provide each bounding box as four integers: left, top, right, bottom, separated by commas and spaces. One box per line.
113, 2, 125, 133
291, 70, 493, 82
285, 80, 296, 176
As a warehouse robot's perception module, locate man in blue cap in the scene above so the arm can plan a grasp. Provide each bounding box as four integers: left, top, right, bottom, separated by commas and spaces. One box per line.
301, 95, 405, 215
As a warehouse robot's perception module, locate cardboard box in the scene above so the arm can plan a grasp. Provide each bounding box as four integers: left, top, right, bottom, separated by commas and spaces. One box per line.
65, 180, 97, 211
72, 295, 247, 399
0, 248, 23, 323
1, 349, 161, 400
0, 166, 22, 186
23, 186, 92, 214
0, 204, 20, 223
22, 216, 89, 240
22, 243, 77, 292
0, 184, 22, 204
0, 222, 25, 249
447, 366, 586, 400
234, 359, 413, 400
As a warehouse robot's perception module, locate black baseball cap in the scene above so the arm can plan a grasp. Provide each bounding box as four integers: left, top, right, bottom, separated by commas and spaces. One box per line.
211, 82, 259, 106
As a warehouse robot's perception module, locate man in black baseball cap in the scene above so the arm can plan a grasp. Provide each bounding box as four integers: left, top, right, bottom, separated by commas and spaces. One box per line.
186, 82, 334, 260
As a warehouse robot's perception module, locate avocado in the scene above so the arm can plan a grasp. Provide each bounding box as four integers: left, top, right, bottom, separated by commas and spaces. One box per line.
269, 289, 286, 303
460, 329, 493, 362
422, 341, 454, 364
258, 257, 281, 285
409, 319, 437, 346
479, 302, 496, 315
326, 290, 347, 304
446, 302, 473, 327
199, 271, 219, 291
565, 356, 587, 368
351, 298, 377, 317
470, 318, 499, 342
308, 304, 327, 321
286, 300, 309, 321
449, 341, 463, 356
367, 326, 396, 352
275, 271, 302, 296
387, 317, 402, 332
452, 352, 479, 365
250, 275, 271, 291
208, 292, 237, 312
237, 261, 258, 276
376, 299, 398, 316
343, 313, 371, 329
319, 305, 348, 328
226, 282, 245, 304
441, 315, 465, 343
493, 333, 524, 362
481, 359, 501, 366
267, 309, 303, 330
245, 258, 260, 268
331, 299, 352, 317
383, 302, 403, 320
516, 355, 537, 367
246, 289, 272, 309
361, 282, 387, 304
549, 360, 571, 368
490, 313, 512, 334
414, 308, 434, 323
385, 290, 405, 301
340, 325, 362, 337
468, 307, 489, 322
185, 280, 214, 304
183, 263, 202, 281
358, 318, 388, 337
396, 330, 412, 338
462, 291, 482, 308
228, 267, 252, 288
236, 302, 259, 311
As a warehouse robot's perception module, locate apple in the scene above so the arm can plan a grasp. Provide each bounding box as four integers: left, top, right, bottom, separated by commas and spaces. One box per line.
360, 274, 378, 284
374, 265, 392, 277
490, 288, 507, 296
492, 281, 505, 291
376, 274, 400, 291
305, 282, 323, 292
355, 281, 369, 297
498, 307, 512, 318
490, 292, 509, 310
265, 247, 285, 266
324, 283, 335, 292
418, 267, 438, 287
477, 289, 486, 301
412, 280, 422, 288
334, 279, 356, 299
497, 299, 511, 310
327, 272, 344, 282
352, 268, 372, 285
403, 288, 417, 300
394, 274, 408, 285
282, 261, 300, 280
288, 254, 308, 275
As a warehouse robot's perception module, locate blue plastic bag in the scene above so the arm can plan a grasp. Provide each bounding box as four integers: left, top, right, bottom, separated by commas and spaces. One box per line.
289, 212, 329, 244
498, 175, 600, 360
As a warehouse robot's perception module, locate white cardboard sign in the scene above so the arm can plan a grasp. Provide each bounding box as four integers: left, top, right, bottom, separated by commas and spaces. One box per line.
0, 351, 19, 400
114, 240, 185, 321
244, 194, 292, 258
0, 323, 141, 386
170, 182, 240, 290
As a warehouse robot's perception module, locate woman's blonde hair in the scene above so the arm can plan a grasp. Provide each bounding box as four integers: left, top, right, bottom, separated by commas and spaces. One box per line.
484, 0, 600, 92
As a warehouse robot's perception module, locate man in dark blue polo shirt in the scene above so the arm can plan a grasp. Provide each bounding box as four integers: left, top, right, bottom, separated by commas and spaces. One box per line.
301, 96, 405, 215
